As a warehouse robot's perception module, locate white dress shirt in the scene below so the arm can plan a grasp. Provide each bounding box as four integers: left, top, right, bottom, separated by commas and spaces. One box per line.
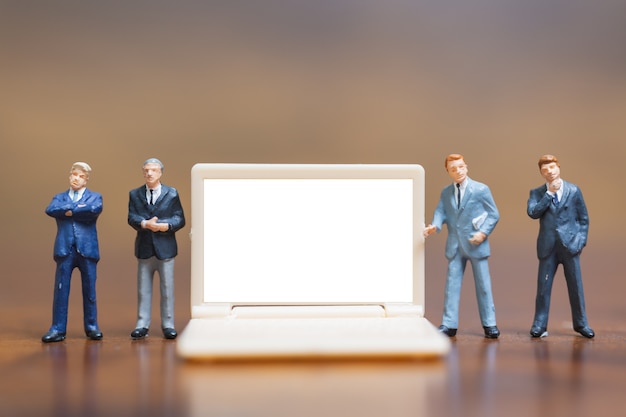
145, 184, 162, 205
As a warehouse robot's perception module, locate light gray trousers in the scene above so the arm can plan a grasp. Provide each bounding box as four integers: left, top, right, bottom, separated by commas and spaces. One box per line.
135, 257, 175, 329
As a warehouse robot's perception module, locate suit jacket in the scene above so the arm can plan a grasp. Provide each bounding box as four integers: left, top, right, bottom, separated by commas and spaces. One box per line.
46, 188, 102, 261
431, 178, 499, 260
527, 180, 588, 258
128, 184, 185, 260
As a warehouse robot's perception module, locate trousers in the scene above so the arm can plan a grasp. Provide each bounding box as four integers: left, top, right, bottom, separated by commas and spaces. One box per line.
135, 256, 175, 329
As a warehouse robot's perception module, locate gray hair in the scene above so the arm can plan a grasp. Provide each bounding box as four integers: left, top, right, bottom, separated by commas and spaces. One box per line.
143, 158, 164, 172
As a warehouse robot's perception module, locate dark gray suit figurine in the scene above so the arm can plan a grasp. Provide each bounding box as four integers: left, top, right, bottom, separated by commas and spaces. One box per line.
527, 154, 594, 338
424, 154, 500, 339
42, 162, 103, 343
128, 158, 185, 340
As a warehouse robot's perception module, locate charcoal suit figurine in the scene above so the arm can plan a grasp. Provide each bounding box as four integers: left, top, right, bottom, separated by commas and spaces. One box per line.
527, 155, 594, 338
128, 158, 185, 340
424, 154, 500, 338
42, 162, 103, 343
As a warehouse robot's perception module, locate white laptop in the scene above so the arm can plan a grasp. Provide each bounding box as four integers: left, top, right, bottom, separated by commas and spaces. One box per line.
177, 163, 450, 360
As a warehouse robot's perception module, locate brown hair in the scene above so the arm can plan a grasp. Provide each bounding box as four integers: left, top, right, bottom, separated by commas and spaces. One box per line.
445, 154, 465, 170
538, 154, 559, 170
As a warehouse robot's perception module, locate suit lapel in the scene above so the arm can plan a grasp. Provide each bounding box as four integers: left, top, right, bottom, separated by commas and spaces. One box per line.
558, 181, 570, 208
459, 180, 472, 211
154, 186, 169, 206
138, 188, 149, 209
448, 184, 457, 210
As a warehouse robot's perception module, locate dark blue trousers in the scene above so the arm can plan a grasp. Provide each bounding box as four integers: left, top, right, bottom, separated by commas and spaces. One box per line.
533, 244, 588, 330
49, 248, 99, 333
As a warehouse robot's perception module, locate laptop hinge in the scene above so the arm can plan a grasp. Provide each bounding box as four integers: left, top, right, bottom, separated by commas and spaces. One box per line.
231, 305, 386, 319
192, 303, 232, 318
383, 303, 424, 317
193, 304, 423, 318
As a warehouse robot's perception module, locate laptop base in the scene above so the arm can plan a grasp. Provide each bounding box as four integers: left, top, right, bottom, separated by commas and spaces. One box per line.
177, 316, 450, 360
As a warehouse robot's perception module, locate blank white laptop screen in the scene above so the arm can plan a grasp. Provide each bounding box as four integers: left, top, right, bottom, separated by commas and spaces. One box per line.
202, 178, 413, 303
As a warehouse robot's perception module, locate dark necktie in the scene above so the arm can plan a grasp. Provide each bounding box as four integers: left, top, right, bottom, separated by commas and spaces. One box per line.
149, 189, 155, 205
552, 192, 559, 205
456, 183, 461, 208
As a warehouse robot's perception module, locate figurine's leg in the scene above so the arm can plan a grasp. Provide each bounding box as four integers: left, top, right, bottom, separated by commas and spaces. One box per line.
50, 254, 75, 333
78, 257, 99, 332
561, 253, 589, 329
470, 257, 497, 327
532, 255, 558, 329
442, 253, 466, 329
136, 258, 155, 329
157, 258, 176, 329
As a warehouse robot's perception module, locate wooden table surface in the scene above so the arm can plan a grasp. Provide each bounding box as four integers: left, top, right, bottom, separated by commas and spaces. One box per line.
2, 322, 625, 417
2, 245, 625, 417
2, 315, 625, 417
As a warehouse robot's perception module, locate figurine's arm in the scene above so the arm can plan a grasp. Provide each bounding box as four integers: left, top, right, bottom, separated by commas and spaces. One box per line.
527, 189, 550, 219
129, 191, 186, 233
477, 187, 499, 235
154, 193, 185, 233
45, 194, 73, 219
571, 187, 590, 253
128, 192, 147, 231
424, 197, 446, 238
70, 193, 103, 222
469, 187, 499, 245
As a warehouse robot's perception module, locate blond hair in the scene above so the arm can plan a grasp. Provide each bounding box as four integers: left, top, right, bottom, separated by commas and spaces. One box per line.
70, 162, 92, 178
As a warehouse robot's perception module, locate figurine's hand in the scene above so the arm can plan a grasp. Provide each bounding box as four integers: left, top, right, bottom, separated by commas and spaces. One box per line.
423, 224, 437, 238
143, 216, 169, 232
548, 179, 562, 193
469, 231, 486, 245
65, 210, 73, 217
143, 216, 161, 232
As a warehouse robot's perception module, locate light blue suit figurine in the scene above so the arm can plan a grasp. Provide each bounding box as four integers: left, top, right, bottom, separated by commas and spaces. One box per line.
527, 154, 594, 338
424, 154, 500, 338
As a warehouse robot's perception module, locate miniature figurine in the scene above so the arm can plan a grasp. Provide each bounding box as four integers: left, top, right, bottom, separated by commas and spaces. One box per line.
42, 162, 103, 343
527, 155, 594, 338
424, 154, 500, 338
128, 158, 185, 340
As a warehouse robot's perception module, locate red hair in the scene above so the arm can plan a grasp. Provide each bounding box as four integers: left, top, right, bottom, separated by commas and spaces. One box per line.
538, 154, 559, 170
445, 154, 465, 169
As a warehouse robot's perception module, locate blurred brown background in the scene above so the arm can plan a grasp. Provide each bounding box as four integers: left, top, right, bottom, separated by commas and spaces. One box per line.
1, 0, 625, 337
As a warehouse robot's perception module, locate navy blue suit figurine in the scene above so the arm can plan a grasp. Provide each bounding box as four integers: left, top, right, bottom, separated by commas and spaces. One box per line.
424, 154, 500, 339
128, 158, 185, 340
42, 162, 103, 343
528, 155, 594, 338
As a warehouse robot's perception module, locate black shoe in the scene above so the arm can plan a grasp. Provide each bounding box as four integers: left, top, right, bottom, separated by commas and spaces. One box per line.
131, 327, 149, 339
438, 325, 457, 337
575, 326, 595, 339
86, 329, 103, 340
483, 326, 500, 339
530, 326, 548, 338
42, 331, 66, 343
162, 328, 177, 340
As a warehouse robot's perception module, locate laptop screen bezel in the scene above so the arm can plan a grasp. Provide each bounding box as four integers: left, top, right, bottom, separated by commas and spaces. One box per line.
189, 163, 425, 312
